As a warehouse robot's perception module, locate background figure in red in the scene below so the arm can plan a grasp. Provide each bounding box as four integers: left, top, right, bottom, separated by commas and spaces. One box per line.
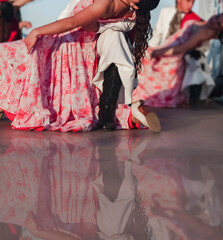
8, 0, 33, 32
0, 0, 20, 42
0, 0, 32, 120
0, 0, 33, 42
149, 0, 201, 46
0, 0, 20, 120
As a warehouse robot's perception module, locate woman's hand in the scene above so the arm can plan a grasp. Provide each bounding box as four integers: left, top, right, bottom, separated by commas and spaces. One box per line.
19, 21, 32, 30
151, 49, 162, 59
12, 0, 33, 8
130, 0, 139, 10
24, 29, 40, 54
24, 211, 40, 237
151, 46, 175, 58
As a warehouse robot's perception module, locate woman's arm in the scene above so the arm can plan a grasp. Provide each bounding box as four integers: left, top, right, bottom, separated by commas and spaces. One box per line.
151, 24, 218, 58
12, 0, 33, 8
24, 0, 110, 52
35, 0, 110, 35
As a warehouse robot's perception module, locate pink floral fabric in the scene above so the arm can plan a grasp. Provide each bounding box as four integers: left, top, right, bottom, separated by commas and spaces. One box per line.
0, 0, 132, 131
0, 0, 101, 132
132, 22, 196, 108
0, 134, 99, 233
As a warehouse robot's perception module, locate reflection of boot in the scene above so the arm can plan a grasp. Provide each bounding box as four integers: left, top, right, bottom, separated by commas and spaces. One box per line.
130, 138, 149, 165
99, 63, 122, 130
98, 142, 122, 201
189, 84, 202, 109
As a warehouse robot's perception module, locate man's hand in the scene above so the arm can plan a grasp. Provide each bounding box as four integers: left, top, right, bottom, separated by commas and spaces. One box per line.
12, 0, 33, 8
19, 21, 32, 30
151, 49, 161, 59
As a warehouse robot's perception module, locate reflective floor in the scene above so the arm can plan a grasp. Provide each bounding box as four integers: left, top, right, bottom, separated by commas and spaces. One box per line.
0, 107, 223, 240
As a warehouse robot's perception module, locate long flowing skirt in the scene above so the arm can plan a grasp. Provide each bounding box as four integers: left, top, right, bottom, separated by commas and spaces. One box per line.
0, 0, 102, 132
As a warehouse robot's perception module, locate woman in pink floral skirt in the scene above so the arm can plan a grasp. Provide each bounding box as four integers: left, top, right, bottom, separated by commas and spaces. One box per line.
0, 0, 161, 132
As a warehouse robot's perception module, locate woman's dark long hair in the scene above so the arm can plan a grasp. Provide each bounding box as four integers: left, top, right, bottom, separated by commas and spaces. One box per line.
0, 1, 14, 42
125, 193, 153, 240
134, 0, 153, 73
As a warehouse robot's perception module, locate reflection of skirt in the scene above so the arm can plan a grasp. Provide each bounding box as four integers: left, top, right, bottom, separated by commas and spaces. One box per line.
0, 134, 98, 227
0, 0, 101, 132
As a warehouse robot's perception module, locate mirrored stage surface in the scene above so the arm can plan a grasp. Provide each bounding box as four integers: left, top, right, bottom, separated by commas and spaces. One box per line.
0, 107, 223, 240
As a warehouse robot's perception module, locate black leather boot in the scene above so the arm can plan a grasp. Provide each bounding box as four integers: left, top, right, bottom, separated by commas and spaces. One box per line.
99, 63, 122, 130
189, 84, 202, 109
209, 75, 223, 99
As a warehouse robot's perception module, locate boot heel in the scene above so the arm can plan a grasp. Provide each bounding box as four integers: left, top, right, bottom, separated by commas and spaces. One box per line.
131, 101, 161, 133
0, 110, 4, 120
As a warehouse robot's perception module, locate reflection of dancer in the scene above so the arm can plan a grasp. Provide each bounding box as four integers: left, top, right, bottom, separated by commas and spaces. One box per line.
149, 160, 223, 240
0, 133, 100, 240
109, 134, 223, 240
0, 0, 161, 132
94, 142, 152, 240
0, 133, 99, 228
23, 146, 153, 240
1, 132, 223, 240
0, 133, 153, 240
132, 156, 223, 240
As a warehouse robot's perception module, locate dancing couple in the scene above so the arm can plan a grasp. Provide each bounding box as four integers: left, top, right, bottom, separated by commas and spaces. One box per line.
0, 0, 161, 132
